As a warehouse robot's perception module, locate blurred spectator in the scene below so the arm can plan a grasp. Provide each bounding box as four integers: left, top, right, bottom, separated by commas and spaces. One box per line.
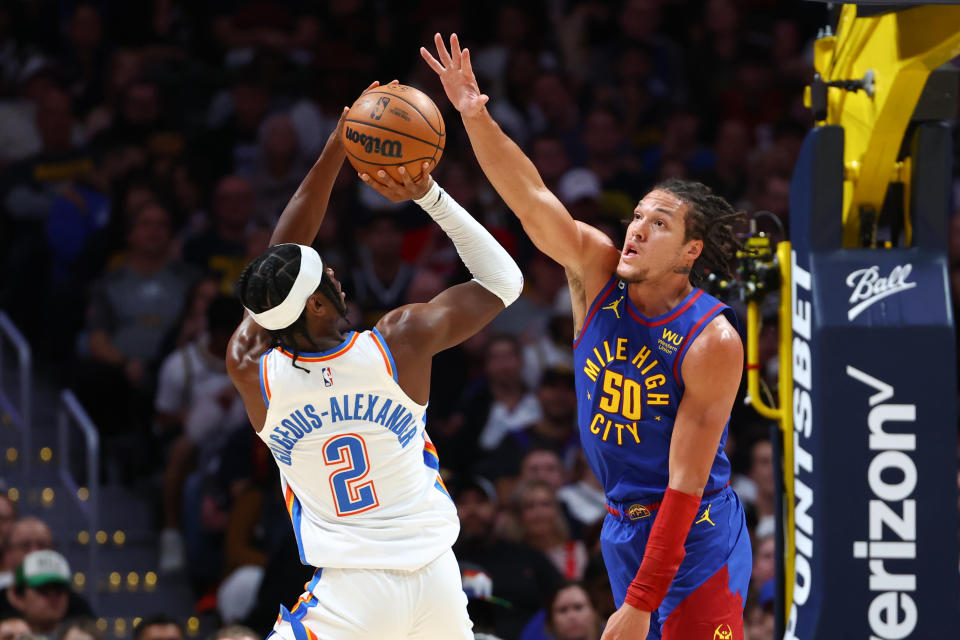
508, 481, 588, 581
244, 113, 307, 223
347, 213, 419, 327
211, 2, 319, 67
0, 496, 16, 562
206, 625, 257, 640
132, 616, 183, 640
216, 468, 297, 623
557, 451, 607, 532
698, 118, 751, 206
580, 106, 644, 203
751, 531, 776, 590
0, 616, 30, 640
482, 370, 578, 483
58, 4, 107, 117
0, 520, 92, 619
447, 334, 542, 466
744, 578, 775, 640
0, 520, 52, 593
0, 59, 57, 167
0, 85, 93, 336
75, 201, 197, 445
530, 135, 571, 194
460, 562, 508, 640
558, 168, 604, 227
4, 551, 72, 638
546, 581, 601, 640
57, 618, 102, 640
522, 313, 575, 388
491, 252, 566, 341
182, 175, 253, 294
155, 296, 246, 573
453, 477, 562, 639
747, 438, 776, 524
197, 75, 272, 182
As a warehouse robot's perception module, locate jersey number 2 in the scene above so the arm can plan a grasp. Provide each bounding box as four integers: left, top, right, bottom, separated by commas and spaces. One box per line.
323, 434, 380, 516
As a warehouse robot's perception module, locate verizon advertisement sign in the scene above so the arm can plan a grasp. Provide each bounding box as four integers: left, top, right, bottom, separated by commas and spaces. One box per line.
847, 366, 918, 640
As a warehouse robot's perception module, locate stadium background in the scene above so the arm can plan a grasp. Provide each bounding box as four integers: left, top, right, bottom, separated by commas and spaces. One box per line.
1, 1, 952, 640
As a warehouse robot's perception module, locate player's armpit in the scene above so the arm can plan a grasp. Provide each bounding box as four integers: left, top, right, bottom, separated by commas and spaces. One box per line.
668, 316, 743, 495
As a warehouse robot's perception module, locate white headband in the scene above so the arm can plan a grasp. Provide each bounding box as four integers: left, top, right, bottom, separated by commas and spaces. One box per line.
246, 244, 325, 330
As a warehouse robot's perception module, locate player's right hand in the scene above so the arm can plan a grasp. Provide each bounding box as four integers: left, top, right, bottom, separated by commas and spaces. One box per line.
420, 33, 489, 118
359, 162, 434, 203
600, 603, 651, 640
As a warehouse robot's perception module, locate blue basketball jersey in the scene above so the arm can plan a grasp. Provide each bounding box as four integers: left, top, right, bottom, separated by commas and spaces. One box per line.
573, 276, 738, 503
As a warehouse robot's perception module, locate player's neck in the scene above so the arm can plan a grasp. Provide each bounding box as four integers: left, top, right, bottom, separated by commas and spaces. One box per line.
626, 277, 694, 318
290, 323, 345, 353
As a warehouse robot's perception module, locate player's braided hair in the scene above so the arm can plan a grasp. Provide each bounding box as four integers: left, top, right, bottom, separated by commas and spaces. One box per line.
654, 178, 744, 285
237, 244, 347, 371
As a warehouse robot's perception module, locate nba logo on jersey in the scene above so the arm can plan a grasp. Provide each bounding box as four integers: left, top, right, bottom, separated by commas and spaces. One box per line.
321, 367, 334, 387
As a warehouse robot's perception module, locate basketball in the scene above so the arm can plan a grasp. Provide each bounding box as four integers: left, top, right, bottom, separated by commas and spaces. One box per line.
342, 84, 445, 183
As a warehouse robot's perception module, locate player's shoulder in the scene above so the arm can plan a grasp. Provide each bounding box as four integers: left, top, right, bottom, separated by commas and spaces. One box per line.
684, 313, 743, 369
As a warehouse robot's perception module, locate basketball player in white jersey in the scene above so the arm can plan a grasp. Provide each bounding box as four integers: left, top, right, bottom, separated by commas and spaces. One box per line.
226, 81, 523, 640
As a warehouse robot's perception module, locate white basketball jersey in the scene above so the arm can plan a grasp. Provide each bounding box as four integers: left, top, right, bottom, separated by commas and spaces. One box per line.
256, 329, 459, 571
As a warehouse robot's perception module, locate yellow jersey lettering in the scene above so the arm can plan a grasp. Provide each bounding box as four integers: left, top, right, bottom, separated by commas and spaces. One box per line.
640, 359, 659, 376
632, 345, 652, 369
625, 422, 641, 444
590, 412, 604, 434
622, 378, 643, 420
615, 337, 629, 361
598, 370, 623, 414
645, 374, 666, 389
583, 358, 601, 382
601, 418, 613, 442
647, 393, 670, 405
603, 340, 613, 363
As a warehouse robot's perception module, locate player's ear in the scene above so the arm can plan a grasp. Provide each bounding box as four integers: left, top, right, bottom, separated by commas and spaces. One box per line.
304, 292, 328, 318
684, 238, 703, 262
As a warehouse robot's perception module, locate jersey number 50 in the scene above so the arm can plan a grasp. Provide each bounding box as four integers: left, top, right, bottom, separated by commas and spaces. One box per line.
323, 434, 380, 516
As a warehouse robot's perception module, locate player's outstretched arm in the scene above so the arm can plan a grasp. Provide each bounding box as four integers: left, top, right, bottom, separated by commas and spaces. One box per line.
361, 164, 522, 404
421, 33, 617, 277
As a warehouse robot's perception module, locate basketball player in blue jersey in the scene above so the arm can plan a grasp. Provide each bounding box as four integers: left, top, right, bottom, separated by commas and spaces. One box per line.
424, 36, 752, 639
226, 80, 523, 640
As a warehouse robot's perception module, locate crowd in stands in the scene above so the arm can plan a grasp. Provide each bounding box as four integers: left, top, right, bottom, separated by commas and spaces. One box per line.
0, 0, 896, 638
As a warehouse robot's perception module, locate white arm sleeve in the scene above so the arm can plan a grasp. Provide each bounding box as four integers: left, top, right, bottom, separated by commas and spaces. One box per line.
414, 180, 523, 307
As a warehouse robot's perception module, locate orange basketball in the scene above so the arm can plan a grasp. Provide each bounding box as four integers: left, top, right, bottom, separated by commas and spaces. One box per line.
342, 84, 445, 183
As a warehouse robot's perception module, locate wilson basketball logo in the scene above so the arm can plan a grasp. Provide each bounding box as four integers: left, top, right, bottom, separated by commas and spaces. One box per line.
343, 126, 403, 158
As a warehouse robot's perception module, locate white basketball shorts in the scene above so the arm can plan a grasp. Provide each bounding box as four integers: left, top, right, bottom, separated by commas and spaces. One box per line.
267, 548, 473, 640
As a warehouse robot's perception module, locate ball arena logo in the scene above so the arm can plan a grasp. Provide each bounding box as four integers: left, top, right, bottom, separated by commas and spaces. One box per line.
845, 264, 916, 321
847, 365, 918, 640
343, 126, 403, 158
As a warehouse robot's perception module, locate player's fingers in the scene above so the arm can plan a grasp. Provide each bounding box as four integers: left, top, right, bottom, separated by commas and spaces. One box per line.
420, 47, 444, 74
397, 165, 416, 188
359, 172, 397, 197
363, 80, 380, 94
461, 48, 475, 77
388, 79, 400, 86
418, 161, 434, 183
450, 33, 462, 69
434, 32, 453, 67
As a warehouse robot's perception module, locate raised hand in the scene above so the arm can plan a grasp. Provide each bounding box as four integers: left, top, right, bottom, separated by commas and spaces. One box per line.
359, 162, 435, 203
420, 33, 489, 118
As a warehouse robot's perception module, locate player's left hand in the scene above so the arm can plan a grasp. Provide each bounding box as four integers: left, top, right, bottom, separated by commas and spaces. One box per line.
600, 603, 650, 640
359, 162, 435, 202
